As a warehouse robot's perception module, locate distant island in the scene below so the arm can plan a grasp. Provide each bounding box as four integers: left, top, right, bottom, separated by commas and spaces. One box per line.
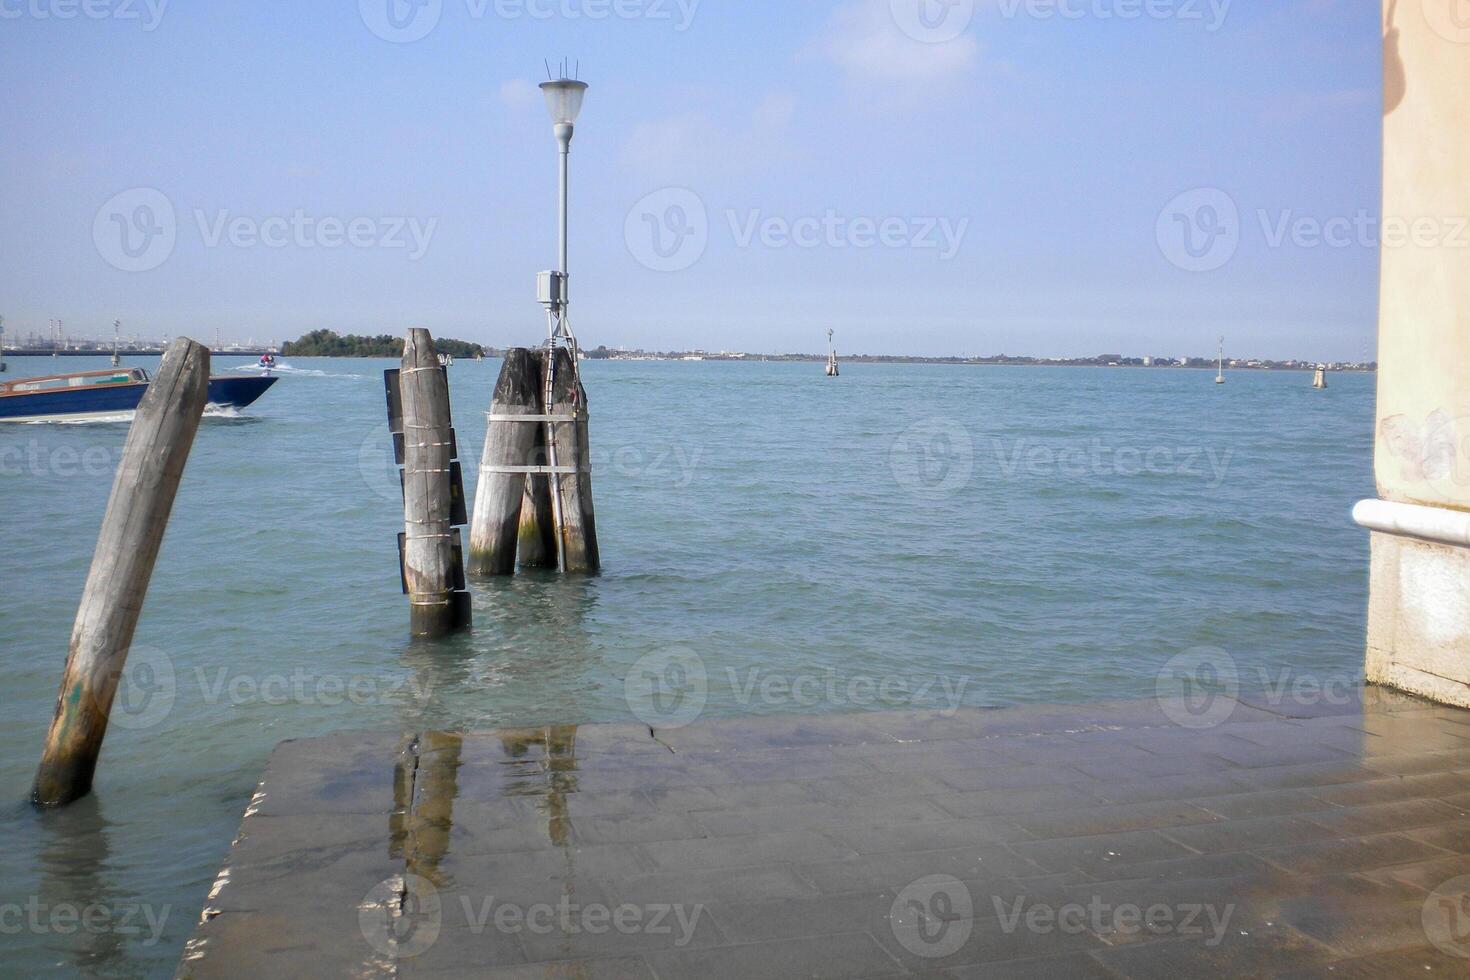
0, 333, 1374, 372
577, 346, 1377, 373
281, 330, 486, 359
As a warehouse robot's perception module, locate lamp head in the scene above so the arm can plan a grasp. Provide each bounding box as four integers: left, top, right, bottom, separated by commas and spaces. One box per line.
540, 78, 588, 126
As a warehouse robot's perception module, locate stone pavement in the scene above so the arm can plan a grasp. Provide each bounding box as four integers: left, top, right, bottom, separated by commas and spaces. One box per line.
179, 690, 1470, 978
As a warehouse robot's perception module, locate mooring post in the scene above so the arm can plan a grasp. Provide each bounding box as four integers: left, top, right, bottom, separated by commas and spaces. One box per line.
518, 348, 559, 569
468, 348, 540, 576
32, 338, 210, 807
398, 328, 471, 637
546, 346, 600, 572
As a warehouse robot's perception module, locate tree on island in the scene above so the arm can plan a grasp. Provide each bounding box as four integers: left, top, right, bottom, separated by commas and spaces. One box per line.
281, 330, 486, 359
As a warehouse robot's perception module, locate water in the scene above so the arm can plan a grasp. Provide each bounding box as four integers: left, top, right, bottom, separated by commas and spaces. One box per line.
0, 355, 1375, 975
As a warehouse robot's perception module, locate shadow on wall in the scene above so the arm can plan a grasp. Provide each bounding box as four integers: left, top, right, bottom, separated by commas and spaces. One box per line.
1384, 0, 1405, 116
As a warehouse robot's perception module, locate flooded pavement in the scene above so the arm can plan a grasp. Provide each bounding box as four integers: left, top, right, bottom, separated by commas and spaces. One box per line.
179, 691, 1470, 978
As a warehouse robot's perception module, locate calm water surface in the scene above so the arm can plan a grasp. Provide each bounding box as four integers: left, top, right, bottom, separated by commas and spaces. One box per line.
0, 355, 1375, 975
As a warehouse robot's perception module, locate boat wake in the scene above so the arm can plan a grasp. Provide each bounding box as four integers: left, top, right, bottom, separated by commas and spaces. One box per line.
229, 364, 363, 380
19, 413, 134, 425
17, 406, 250, 424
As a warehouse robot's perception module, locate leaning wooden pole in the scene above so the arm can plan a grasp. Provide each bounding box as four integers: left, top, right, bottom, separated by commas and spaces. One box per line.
33, 338, 209, 807
518, 348, 559, 569
468, 348, 540, 576
400, 329, 470, 637
546, 347, 600, 572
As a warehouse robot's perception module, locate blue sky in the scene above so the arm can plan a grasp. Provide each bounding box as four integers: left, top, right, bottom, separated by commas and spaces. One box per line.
1, 0, 1382, 358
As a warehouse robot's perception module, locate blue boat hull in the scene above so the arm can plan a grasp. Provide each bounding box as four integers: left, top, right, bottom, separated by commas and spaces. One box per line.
0, 375, 277, 422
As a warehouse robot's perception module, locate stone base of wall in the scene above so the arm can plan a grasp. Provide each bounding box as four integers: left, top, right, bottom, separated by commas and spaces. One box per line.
1363, 512, 1470, 707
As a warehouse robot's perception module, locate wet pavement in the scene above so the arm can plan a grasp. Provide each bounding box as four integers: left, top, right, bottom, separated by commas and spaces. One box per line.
179, 689, 1470, 978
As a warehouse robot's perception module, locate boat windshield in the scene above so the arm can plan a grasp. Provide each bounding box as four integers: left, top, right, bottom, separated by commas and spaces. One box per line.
0, 369, 148, 395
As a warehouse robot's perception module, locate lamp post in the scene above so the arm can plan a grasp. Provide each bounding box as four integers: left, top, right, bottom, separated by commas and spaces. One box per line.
534, 68, 590, 573
537, 72, 587, 348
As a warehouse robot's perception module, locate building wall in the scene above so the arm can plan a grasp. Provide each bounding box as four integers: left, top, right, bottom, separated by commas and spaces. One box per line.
1364, 2, 1470, 705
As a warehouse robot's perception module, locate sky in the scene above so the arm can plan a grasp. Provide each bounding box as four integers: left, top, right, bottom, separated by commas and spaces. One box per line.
0, 0, 1384, 359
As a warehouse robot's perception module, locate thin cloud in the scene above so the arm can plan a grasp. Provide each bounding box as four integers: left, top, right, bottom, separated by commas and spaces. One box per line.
818, 0, 980, 84
622, 93, 798, 183
499, 79, 540, 112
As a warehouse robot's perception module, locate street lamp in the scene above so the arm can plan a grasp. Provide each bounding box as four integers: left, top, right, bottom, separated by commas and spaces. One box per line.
537, 69, 588, 348
533, 65, 590, 574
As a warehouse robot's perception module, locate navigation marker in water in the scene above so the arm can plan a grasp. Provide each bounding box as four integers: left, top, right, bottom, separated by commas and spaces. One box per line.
471, 62, 600, 577
386, 329, 472, 637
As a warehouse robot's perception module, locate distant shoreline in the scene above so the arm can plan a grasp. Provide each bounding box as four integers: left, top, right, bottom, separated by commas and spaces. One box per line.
0, 349, 1375, 372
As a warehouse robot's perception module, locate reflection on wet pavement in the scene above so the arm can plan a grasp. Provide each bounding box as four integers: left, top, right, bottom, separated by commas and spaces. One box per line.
181, 690, 1470, 978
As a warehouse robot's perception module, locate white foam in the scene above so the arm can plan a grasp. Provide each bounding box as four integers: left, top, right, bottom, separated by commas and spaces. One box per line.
229, 363, 363, 380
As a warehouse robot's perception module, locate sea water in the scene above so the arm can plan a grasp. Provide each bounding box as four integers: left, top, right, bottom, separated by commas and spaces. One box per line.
0, 355, 1374, 975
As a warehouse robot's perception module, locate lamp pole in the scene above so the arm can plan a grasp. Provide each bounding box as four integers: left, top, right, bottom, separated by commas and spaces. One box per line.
535, 68, 589, 573
557, 120, 570, 297
538, 71, 587, 349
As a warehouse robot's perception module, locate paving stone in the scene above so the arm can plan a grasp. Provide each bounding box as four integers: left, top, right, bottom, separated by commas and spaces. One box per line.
934, 764, 1099, 792
1198, 740, 1356, 769
1405, 818, 1470, 854
1230, 760, 1385, 790
1070, 751, 1237, 780
513, 898, 728, 963
432, 843, 656, 884
928, 784, 1105, 818
694, 797, 954, 837
1188, 787, 1333, 820
404, 956, 657, 979
801, 772, 956, 804
644, 932, 903, 979
1305, 771, 1470, 808
702, 778, 824, 807
1080, 850, 1278, 885
830, 740, 1016, 775
1276, 946, 1470, 979
1006, 831, 1196, 876
1303, 798, 1466, 836
1361, 748, 1470, 776
705, 892, 896, 943
638, 830, 856, 872
183, 906, 464, 979
609, 866, 819, 907
1005, 800, 1222, 838
1255, 833, 1448, 876
944, 951, 1115, 978
1089, 927, 1336, 978
822, 816, 1031, 854
571, 812, 709, 845
868, 908, 1110, 973
1089, 772, 1254, 805
249, 737, 411, 817
1359, 852, 1470, 893
1276, 898, 1433, 957
1160, 814, 1339, 853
